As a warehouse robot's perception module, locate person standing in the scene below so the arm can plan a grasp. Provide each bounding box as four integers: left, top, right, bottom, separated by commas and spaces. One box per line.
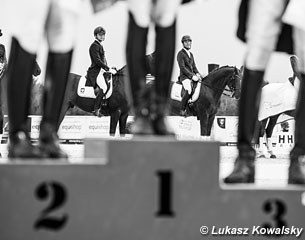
6, 0, 83, 159
224, 0, 305, 184
126, 0, 183, 135
87, 26, 117, 117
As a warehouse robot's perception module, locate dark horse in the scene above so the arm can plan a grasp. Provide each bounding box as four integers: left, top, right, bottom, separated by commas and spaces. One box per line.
58, 66, 130, 136
253, 77, 298, 158
169, 66, 242, 137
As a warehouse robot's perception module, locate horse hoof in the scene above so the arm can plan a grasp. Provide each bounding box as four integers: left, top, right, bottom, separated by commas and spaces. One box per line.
270, 154, 276, 158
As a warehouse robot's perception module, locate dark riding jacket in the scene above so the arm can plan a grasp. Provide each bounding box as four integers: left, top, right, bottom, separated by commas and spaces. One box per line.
0, 44, 6, 63
177, 48, 199, 82
86, 40, 110, 87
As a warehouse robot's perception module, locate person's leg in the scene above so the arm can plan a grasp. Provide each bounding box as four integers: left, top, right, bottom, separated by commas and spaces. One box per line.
6, 0, 49, 158
180, 79, 192, 116
151, 0, 180, 135
152, 21, 176, 135
126, 4, 151, 134
7, 37, 44, 158
224, 0, 287, 183
39, 0, 80, 158
93, 88, 104, 117
288, 27, 305, 184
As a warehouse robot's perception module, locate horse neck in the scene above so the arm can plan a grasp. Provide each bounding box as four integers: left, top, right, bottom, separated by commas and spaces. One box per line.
206, 68, 233, 98
112, 67, 127, 88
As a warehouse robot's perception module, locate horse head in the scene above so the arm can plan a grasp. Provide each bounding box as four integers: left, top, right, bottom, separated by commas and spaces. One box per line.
226, 66, 241, 99
205, 65, 241, 99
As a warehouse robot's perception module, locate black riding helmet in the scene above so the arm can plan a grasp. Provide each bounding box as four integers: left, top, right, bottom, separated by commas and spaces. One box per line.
181, 35, 192, 43
94, 26, 106, 36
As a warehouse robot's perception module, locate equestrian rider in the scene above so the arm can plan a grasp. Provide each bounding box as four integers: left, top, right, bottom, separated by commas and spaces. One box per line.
87, 26, 117, 117
126, 0, 182, 135
177, 35, 202, 117
224, 0, 305, 184
0, 29, 7, 79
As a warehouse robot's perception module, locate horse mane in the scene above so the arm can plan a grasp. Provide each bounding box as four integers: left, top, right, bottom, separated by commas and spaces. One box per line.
209, 65, 236, 74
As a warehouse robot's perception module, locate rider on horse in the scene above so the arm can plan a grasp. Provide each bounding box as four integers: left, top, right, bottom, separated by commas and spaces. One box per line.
177, 35, 204, 117
87, 26, 117, 117
0, 29, 7, 79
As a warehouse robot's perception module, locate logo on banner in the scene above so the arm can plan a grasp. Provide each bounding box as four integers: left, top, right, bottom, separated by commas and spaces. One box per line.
217, 118, 226, 129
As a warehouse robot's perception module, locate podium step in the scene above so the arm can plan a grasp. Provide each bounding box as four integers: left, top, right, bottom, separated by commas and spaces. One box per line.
0, 138, 304, 240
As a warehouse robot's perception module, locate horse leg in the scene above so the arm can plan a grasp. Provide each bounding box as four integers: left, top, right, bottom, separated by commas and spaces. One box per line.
119, 111, 128, 137
265, 115, 279, 158
109, 110, 120, 136
206, 114, 216, 140
199, 112, 209, 139
256, 119, 267, 158
56, 101, 72, 131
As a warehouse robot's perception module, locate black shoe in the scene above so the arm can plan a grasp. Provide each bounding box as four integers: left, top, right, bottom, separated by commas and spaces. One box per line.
93, 108, 103, 118
151, 103, 175, 136
180, 110, 187, 117
8, 131, 45, 159
224, 147, 256, 184
288, 156, 305, 185
152, 116, 175, 136
39, 123, 68, 159
131, 108, 154, 135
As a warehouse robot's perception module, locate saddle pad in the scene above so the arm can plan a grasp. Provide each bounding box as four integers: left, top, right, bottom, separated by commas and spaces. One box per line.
258, 81, 298, 121
170, 82, 182, 101
77, 75, 96, 99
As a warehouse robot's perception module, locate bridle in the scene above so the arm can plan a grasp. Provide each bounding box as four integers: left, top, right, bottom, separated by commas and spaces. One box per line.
201, 72, 240, 98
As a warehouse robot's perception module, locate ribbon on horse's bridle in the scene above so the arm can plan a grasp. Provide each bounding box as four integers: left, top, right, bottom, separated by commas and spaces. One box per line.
200, 75, 240, 98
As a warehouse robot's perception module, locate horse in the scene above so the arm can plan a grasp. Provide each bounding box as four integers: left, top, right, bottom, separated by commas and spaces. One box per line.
169, 65, 242, 138
253, 77, 299, 158
58, 66, 130, 136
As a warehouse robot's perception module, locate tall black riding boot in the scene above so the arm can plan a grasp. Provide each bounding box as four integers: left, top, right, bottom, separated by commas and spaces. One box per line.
93, 88, 104, 117
151, 21, 176, 136
39, 50, 73, 159
126, 12, 153, 135
7, 37, 44, 158
224, 68, 264, 183
289, 72, 305, 184
180, 92, 191, 117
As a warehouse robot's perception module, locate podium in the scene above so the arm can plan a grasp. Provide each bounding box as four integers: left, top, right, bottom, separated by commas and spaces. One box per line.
0, 138, 304, 240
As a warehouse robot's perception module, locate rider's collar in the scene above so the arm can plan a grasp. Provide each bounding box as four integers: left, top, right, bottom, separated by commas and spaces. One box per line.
183, 48, 191, 57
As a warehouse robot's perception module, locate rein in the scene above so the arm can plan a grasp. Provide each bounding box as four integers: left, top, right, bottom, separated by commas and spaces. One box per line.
200, 75, 239, 98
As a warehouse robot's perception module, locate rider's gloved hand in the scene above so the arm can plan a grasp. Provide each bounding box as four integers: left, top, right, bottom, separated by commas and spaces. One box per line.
192, 75, 199, 81
109, 68, 117, 75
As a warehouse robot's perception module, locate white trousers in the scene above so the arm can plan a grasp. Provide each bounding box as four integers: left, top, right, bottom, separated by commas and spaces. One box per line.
10, 0, 81, 54
182, 79, 192, 94
245, 0, 288, 70
128, 0, 181, 27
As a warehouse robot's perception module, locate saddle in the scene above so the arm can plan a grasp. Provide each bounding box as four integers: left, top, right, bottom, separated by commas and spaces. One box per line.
170, 79, 197, 102
77, 70, 113, 99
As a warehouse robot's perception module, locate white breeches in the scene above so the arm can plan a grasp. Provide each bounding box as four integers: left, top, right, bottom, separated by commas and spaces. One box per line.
245, 0, 288, 70
128, 0, 181, 27
292, 28, 305, 73
96, 69, 108, 92
182, 79, 192, 94
10, 0, 81, 54
283, 0, 305, 72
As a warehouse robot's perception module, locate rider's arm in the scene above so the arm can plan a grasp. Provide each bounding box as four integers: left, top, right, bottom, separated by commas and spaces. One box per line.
177, 52, 195, 79
89, 43, 110, 71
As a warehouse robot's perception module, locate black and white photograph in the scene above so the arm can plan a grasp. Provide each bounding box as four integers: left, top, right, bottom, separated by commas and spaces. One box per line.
0, 0, 305, 239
